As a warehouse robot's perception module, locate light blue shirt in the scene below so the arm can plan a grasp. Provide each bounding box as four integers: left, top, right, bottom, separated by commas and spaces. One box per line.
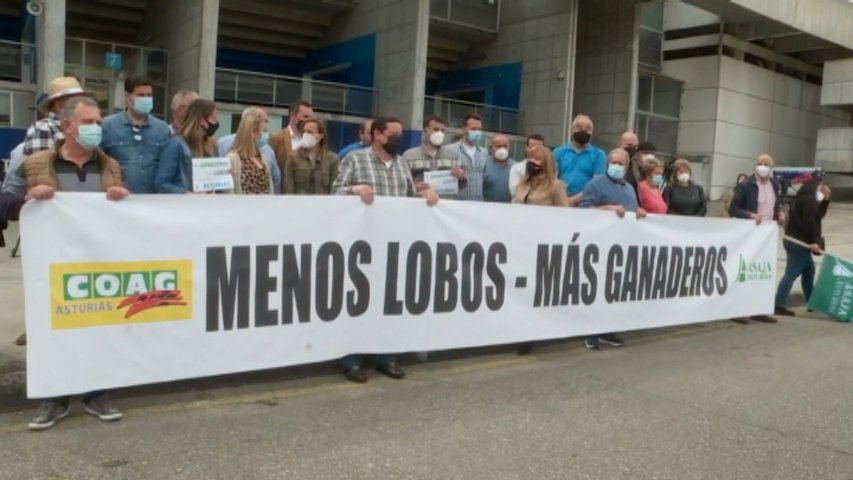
578, 174, 638, 211
101, 111, 172, 193
1, 142, 26, 198
554, 143, 606, 196
338, 141, 368, 163
483, 157, 515, 203
217, 134, 281, 194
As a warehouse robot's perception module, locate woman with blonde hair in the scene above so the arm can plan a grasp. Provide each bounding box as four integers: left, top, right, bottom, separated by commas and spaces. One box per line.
663, 158, 706, 216
227, 107, 273, 194
637, 157, 667, 214
284, 117, 340, 194
512, 145, 568, 355
155, 99, 219, 193
512, 145, 569, 207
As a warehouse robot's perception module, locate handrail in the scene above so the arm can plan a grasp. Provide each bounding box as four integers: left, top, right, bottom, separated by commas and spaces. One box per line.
216, 68, 375, 93
424, 95, 519, 113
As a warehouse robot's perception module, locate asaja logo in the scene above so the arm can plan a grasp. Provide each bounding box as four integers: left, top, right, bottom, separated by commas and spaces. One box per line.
736, 255, 774, 283
832, 262, 853, 279
51, 260, 193, 329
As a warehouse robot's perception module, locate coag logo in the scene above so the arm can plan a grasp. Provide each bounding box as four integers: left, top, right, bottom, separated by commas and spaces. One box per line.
51, 261, 193, 329
736, 255, 773, 283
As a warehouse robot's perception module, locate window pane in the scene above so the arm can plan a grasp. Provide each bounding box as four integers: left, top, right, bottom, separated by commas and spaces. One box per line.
645, 116, 679, 156
146, 50, 167, 83
637, 74, 653, 112
652, 77, 682, 117
0, 92, 10, 126
640, 2, 664, 31
639, 29, 662, 69
236, 73, 274, 106
215, 70, 237, 104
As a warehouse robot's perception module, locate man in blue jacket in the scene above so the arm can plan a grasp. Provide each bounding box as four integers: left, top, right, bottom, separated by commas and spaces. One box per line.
554, 114, 606, 205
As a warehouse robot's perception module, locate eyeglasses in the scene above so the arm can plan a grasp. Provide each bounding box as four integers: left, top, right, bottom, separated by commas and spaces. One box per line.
131, 125, 142, 142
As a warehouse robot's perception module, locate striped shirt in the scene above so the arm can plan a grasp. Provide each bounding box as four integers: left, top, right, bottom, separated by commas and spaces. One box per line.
445, 140, 488, 201
333, 146, 415, 198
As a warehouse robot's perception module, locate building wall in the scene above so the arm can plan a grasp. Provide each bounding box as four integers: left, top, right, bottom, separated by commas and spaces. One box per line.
666, 55, 851, 199
468, 0, 577, 145
663, 0, 719, 30
139, 0, 219, 99
324, 0, 429, 142
572, 0, 640, 151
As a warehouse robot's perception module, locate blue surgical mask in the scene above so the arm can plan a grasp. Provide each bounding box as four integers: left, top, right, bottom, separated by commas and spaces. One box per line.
607, 164, 626, 180
467, 130, 482, 143
134, 96, 153, 115
652, 174, 664, 187
257, 131, 269, 148
76, 124, 102, 150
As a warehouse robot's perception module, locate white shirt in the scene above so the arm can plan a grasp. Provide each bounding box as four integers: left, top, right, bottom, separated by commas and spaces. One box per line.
461, 142, 477, 160
289, 125, 302, 151
508, 159, 527, 198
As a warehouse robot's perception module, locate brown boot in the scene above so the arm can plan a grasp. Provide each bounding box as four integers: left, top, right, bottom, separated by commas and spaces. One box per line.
13, 333, 26, 346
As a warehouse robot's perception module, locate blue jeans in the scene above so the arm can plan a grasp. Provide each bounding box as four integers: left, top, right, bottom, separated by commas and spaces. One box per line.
775, 240, 815, 308
340, 354, 397, 371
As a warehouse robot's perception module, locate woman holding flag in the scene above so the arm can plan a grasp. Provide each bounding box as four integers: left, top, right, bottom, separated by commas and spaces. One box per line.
774, 179, 831, 316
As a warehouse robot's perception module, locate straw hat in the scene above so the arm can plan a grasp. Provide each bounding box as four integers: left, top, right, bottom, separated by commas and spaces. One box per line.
38, 77, 92, 113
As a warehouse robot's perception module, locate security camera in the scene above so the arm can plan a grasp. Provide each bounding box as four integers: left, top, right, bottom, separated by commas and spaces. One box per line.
26, 0, 44, 16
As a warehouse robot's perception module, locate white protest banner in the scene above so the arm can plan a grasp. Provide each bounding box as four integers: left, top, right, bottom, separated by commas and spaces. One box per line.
22, 194, 778, 397
424, 170, 459, 196
192, 157, 234, 192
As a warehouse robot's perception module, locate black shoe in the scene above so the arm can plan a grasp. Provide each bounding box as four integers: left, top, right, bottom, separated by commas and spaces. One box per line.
516, 343, 533, 355
376, 363, 405, 380
84, 394, 123, 422
585, 337, 600, 350
28, 401, 69, 430
730, 317, 749, 325
599, 334, 625, 347
344, 366, 368, 383
774, 306, 795, 316
750, 315, 778, 323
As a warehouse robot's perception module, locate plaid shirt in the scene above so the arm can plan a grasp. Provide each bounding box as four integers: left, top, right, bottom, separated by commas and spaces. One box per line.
333, 146, 415, 198
23, 113, 64, 156
445, 140, 488, 201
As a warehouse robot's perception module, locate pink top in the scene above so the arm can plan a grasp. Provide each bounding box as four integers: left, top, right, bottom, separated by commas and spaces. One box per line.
638, 182, 667, 214
756, 178, 776, 221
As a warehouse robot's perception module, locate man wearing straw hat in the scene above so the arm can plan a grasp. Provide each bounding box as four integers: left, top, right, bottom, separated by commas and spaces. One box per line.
23, 76, 93, 157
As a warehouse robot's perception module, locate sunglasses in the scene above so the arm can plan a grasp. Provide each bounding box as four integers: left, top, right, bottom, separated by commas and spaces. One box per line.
131, 125, 142, 142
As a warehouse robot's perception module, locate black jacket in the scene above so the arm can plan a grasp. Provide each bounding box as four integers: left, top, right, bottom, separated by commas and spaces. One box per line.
785, 181, 828, 245
729, 174, 781, 220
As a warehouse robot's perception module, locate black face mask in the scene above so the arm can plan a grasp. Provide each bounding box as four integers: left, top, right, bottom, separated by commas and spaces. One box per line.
383, 135, 404, 156
572, 131, 591, 145
526, 161, 542, 176
625, 147, 638, 159
204, 121, 220, 137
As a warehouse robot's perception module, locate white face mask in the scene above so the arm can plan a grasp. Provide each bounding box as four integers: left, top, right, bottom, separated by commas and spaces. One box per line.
816, 191, 825, 203
493, 147, 509, 161
301, 133, 318, 149
677, 172, 690, 184
755, 165, 771, 178
428, 131, 445, 147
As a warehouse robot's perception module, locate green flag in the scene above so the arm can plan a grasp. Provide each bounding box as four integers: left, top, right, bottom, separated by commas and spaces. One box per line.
808, 254, 853, 322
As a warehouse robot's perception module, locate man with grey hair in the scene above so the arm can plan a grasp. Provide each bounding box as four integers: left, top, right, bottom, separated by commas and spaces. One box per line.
217, 106, 281, 193
483, 133, 515, 203
169, 90, 199, 136
554, 114, 606, 205
578, 147, 647, 350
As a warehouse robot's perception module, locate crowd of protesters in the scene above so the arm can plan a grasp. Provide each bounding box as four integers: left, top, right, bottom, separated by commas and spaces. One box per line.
0, 75, 832, 430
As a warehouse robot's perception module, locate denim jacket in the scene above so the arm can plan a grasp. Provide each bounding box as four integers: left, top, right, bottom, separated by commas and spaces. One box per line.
155, 137, 193, 193
101, 111, 171, 193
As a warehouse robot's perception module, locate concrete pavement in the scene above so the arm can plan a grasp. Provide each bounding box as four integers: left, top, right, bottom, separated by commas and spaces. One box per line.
0, 314, 850, 479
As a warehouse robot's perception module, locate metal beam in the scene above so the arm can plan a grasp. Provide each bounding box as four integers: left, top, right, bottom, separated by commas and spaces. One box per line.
792, 46, 853, 65
67, 1, 144, 23
427, 47, 460, 63
86, 0, 149, 10
220, 0, 333, 26
66, 15, 139, 36
217, 37, 308, 58
217, 25, 317, 49
764, 34, 837, 54
744, 21, 801, 41
219, 10, 324, 38
428, 37, 469, 54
